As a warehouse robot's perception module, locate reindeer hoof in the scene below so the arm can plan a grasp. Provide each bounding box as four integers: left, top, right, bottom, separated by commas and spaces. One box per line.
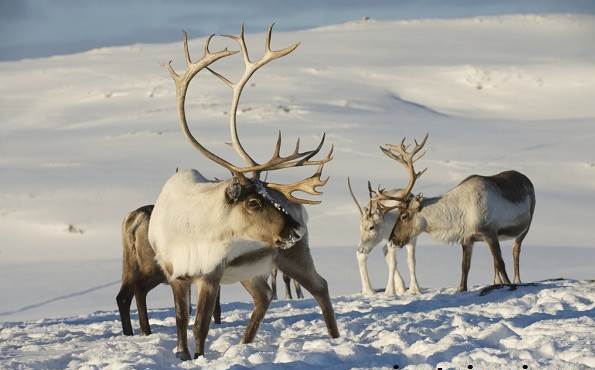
409, 287, 421, 295
194, 352, 203, 359
175, 351, 192, 361
456, 287, 468, 293
384, 288, 396, 297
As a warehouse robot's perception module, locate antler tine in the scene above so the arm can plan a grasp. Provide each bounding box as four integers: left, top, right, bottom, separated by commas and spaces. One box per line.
367, 180, 376, 198
222, 23, 251, 65
264, 23, 301, 62
235, 133, 331, 175
166, 31, 243, 178
347, 177, 364, 216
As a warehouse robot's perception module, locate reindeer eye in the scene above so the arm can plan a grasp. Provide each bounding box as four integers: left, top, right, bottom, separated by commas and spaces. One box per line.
369, 226, 374, 231
400, 213, 409, 221
247, 198, 262, 210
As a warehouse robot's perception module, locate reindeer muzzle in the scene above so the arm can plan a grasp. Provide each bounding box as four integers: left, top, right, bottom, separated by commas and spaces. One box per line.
276, 226, 304, 250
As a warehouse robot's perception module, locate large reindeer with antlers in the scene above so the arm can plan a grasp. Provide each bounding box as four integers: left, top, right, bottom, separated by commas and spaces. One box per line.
379, 134, 536, 292
148, 25, 339, 361
347, 178, 420, 296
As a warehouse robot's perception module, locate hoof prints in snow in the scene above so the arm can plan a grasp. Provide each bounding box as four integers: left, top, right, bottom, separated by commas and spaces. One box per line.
1, 279, 594, 369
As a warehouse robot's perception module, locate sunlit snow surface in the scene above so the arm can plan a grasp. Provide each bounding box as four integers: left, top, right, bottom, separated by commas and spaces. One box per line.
1, 279, 594, 369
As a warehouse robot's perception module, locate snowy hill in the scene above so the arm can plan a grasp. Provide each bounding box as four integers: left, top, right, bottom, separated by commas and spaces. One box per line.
2, 279, 594, 369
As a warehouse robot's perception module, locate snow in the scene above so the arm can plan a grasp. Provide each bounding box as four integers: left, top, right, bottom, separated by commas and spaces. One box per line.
1, 9, 595, 370
1, 279, 594, 369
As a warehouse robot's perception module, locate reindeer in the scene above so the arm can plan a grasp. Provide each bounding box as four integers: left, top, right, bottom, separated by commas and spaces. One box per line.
148, 25, 339, 360
271, 267, 304, 299
116, 205, 221, 336
380, 134, 536, 292
348, 178, 420, 296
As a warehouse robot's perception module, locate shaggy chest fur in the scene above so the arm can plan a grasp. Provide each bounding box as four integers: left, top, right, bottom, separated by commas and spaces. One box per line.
149, 169, 308, 282
148, 170, 263, 280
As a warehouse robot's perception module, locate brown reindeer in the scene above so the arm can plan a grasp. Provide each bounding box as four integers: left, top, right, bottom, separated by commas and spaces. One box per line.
116, 205, 221, 336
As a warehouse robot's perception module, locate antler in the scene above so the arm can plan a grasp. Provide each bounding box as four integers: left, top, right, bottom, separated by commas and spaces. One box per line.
165, 32, 243, 176
265, 147, 333, 205
205, 24, 333, 204
379, 133, 429, 200
207, 23, 309, 176
167, 26, 332, 204
365, 181, 401, 215
347, 177, 363, 215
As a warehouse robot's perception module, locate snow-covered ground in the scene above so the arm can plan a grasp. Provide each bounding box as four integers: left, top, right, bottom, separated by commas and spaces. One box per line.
2, 279, 594, 369
1, 11, 594, 370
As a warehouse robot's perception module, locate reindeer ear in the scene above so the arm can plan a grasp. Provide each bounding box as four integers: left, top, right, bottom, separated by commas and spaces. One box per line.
225, 180, 243, 203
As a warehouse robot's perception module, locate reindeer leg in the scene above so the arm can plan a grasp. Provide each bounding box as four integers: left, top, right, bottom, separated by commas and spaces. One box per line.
192, 268, 223, 359
270, 268, 278, 300
392, 246, 407, 294
406, 242, 421, 294
277, 241, 340, 338
383, 244, 396, 295
283, 273, 293, 299
213, 286, 222, 324
512, 240, 522, 284
116, 280, 135, 336
170, 278, 192, 361
135, 286, 151, 335
457, 243, 473, 292
356, 251, 375, 296
240, 276, 272, 343
294, 280, 304, 299
493, 265, 502, 284
188, 285, 192, 317
135, 278, 159, 336
486, 236, 511, 285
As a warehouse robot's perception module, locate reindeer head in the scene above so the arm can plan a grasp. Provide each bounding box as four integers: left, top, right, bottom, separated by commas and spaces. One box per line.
391, 194, 423, 247
377, 134, 429, 247
166, 25, 331, 250
347, 178, 402, 254
222, 177, 306, 249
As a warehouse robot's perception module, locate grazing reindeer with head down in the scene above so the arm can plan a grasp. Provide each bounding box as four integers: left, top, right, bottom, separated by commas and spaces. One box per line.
148, 25, 339, 361
347, 176, 420, 297
380, 134, 536, 292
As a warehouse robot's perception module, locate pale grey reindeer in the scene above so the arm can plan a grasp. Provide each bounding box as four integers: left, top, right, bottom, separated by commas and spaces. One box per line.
348, 178, 420, 296
381, 134, 536, 292
148, 26, 339, 361
116, 205, 221, 336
